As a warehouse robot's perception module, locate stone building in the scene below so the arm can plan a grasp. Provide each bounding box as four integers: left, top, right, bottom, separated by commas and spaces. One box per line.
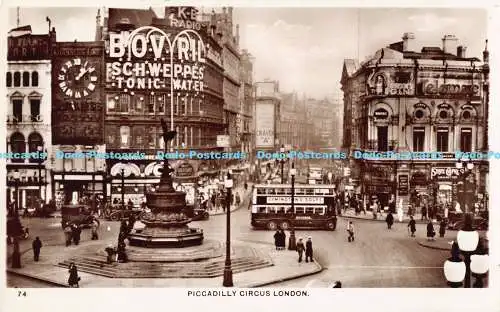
341, 33, 489, 211
6, 25, 54, 208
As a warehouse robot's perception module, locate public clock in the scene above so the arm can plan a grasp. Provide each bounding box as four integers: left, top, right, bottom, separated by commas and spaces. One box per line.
58, 58, 98, 98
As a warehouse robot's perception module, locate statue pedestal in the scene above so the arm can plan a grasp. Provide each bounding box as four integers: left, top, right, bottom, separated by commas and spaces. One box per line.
128, 166, 203, 248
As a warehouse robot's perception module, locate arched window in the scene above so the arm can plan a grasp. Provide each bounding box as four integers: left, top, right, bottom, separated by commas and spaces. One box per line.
6, 72, 12, 87
31, 71, 39, 87
13, 72, 21, 87
22, 71, 30, 87
10, 132, 26, 163
28, 132, 44, 163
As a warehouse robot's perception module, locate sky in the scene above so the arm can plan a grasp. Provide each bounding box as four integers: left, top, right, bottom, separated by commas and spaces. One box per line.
8, 7, 488, 98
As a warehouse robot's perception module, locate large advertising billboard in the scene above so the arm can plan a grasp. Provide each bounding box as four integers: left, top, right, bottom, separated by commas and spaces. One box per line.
255, 101, 275, 148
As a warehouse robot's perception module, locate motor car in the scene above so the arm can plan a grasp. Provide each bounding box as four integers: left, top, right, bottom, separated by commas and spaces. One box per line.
61, 204, 96, 228
191, 208, 209, 221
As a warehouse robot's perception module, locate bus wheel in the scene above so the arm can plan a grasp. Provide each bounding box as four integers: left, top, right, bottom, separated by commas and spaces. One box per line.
326, 221, 336, 231
280, 221, 290, 230
267, 221, 278, 230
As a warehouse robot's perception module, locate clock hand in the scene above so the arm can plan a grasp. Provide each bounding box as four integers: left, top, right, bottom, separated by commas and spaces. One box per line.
75, 67, 89, 81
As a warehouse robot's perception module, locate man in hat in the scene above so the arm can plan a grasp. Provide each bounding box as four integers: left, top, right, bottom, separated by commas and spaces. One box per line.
305, 236, 313, 263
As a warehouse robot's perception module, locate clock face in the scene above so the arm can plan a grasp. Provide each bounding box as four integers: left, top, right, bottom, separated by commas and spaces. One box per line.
58, 58, 98, 98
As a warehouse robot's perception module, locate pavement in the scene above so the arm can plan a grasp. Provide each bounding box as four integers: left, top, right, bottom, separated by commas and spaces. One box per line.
6, 181, 324, 288
342, 209, 429, 224
6, 238, 322, 288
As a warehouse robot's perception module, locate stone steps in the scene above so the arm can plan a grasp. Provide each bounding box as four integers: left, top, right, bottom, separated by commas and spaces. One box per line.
57, 254, 273, 279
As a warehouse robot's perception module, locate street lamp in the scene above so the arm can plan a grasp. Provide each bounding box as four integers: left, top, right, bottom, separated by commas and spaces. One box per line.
455, 159, 474, 213
37, 145, 44, 203
222, 172, 234, 287
11, 169, 22, 268
288, 162, 297, 250
280, 144, 285, 184
443, 213, 489, 287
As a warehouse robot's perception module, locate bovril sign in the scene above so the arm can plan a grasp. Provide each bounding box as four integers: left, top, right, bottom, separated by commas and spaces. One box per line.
430, 167, 465, 180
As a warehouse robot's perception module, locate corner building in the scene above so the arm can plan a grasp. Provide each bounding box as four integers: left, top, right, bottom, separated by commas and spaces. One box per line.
97, 7, 225, 204
341, 33, 489, 212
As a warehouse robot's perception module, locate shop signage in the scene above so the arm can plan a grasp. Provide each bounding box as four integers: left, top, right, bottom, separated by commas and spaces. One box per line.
216, 135, 230, 148
374, 108, 389, 119
398, 175, 409, 195
107, 24, 206, 92
176, 162, 195, 177
421, 79, 480, 97
267, 197, 324, 204
8, 35, 50, 60
414, 103, 427, 109
430, 167, 464, 180
52, 45, 103, 57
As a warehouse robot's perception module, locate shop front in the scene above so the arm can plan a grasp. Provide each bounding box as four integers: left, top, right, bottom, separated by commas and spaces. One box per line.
362, 162, 395, 208
7, 165, 49, 211
52, 172, 105, 208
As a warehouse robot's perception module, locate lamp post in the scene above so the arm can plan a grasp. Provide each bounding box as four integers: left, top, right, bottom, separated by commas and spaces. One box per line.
455, 158, 474, 213
37, 145, 44, 203
443, 213, 489, 288
288, 162, 297, 250
11, 169, 22, 268
280, 144, 285, 184
120, 168, 125, 209
223, 172, 234, 287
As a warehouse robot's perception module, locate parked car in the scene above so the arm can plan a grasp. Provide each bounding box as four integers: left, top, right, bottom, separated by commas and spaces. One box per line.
105, 206, 143, 221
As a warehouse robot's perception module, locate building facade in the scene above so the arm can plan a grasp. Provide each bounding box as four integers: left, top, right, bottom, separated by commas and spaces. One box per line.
98, 7, 225, 205
239, 49, 255, 155
279, 92, 313, 150
305, 97, 336, 149
341, 33, 489, 211
6, 25, 54, 209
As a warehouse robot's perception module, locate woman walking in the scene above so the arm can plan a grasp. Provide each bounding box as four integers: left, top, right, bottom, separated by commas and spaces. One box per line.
439, 219, 447, 238
68, 263, 80, 287
426, 220, 436, 241
408, 216, 416, 237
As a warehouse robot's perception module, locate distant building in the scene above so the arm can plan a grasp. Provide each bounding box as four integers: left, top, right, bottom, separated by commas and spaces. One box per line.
240, 49, 255, 156
279, 92, 312, 150
341, 32, 489, 211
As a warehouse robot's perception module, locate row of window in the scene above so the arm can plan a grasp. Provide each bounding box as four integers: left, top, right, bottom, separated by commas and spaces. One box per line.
374, 126, 473, 152
106, 125, 219, 149
253, 205, 327, 215
6, 71, 39, 87
106, 93, 223, 118
255, 187, 335, 195
9, 99, 41, 123
7, 132, 44, 163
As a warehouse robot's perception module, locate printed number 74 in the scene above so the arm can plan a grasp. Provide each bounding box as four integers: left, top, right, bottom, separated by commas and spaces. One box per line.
17, 290, 27, 297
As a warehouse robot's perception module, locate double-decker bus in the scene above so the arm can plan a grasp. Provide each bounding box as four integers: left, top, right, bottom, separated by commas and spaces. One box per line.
251, 184, 337, 231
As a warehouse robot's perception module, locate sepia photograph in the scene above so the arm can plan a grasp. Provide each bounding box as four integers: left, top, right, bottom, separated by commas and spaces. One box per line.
3, 5, 491, 290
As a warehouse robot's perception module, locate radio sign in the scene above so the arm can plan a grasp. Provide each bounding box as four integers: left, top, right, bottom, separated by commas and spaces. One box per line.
168, 7, 203, 30
267, 197, 324, 204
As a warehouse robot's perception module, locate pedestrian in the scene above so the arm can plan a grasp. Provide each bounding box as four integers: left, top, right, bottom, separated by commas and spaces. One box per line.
72, 224, 81, 245
296, 238, 305, 263
426, 220, 436, 241
439, 219, 447, 238
273, 230, 280, 250
64, 223, 72, 246
421, 206, 427, 221
235, 192, 241, 206
68, 262, 80, 287
408, 216, 416, 237
305, 236, 313, 262
91, 219, 99, 240
32, 236, 42, 261
385, 212, 394, 229
279, 229, 287, 250
332, 281, 342, 288
119, 220, 128, 236
346, 221, 355, 242
128, 213, 136, 234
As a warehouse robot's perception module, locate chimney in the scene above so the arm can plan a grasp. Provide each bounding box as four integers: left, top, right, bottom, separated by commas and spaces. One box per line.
483, 39, 489, 63
228, 7, 233, 20
402, 32, 416, 52
457, 46, 467, 58
442, 34, 458, 55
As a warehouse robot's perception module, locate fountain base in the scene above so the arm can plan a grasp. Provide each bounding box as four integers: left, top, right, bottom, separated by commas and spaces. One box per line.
128, 226, 203, 248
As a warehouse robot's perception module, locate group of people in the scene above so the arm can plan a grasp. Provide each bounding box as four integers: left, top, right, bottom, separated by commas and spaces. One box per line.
273, 229, 287, 250
63, 222, 83, 246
